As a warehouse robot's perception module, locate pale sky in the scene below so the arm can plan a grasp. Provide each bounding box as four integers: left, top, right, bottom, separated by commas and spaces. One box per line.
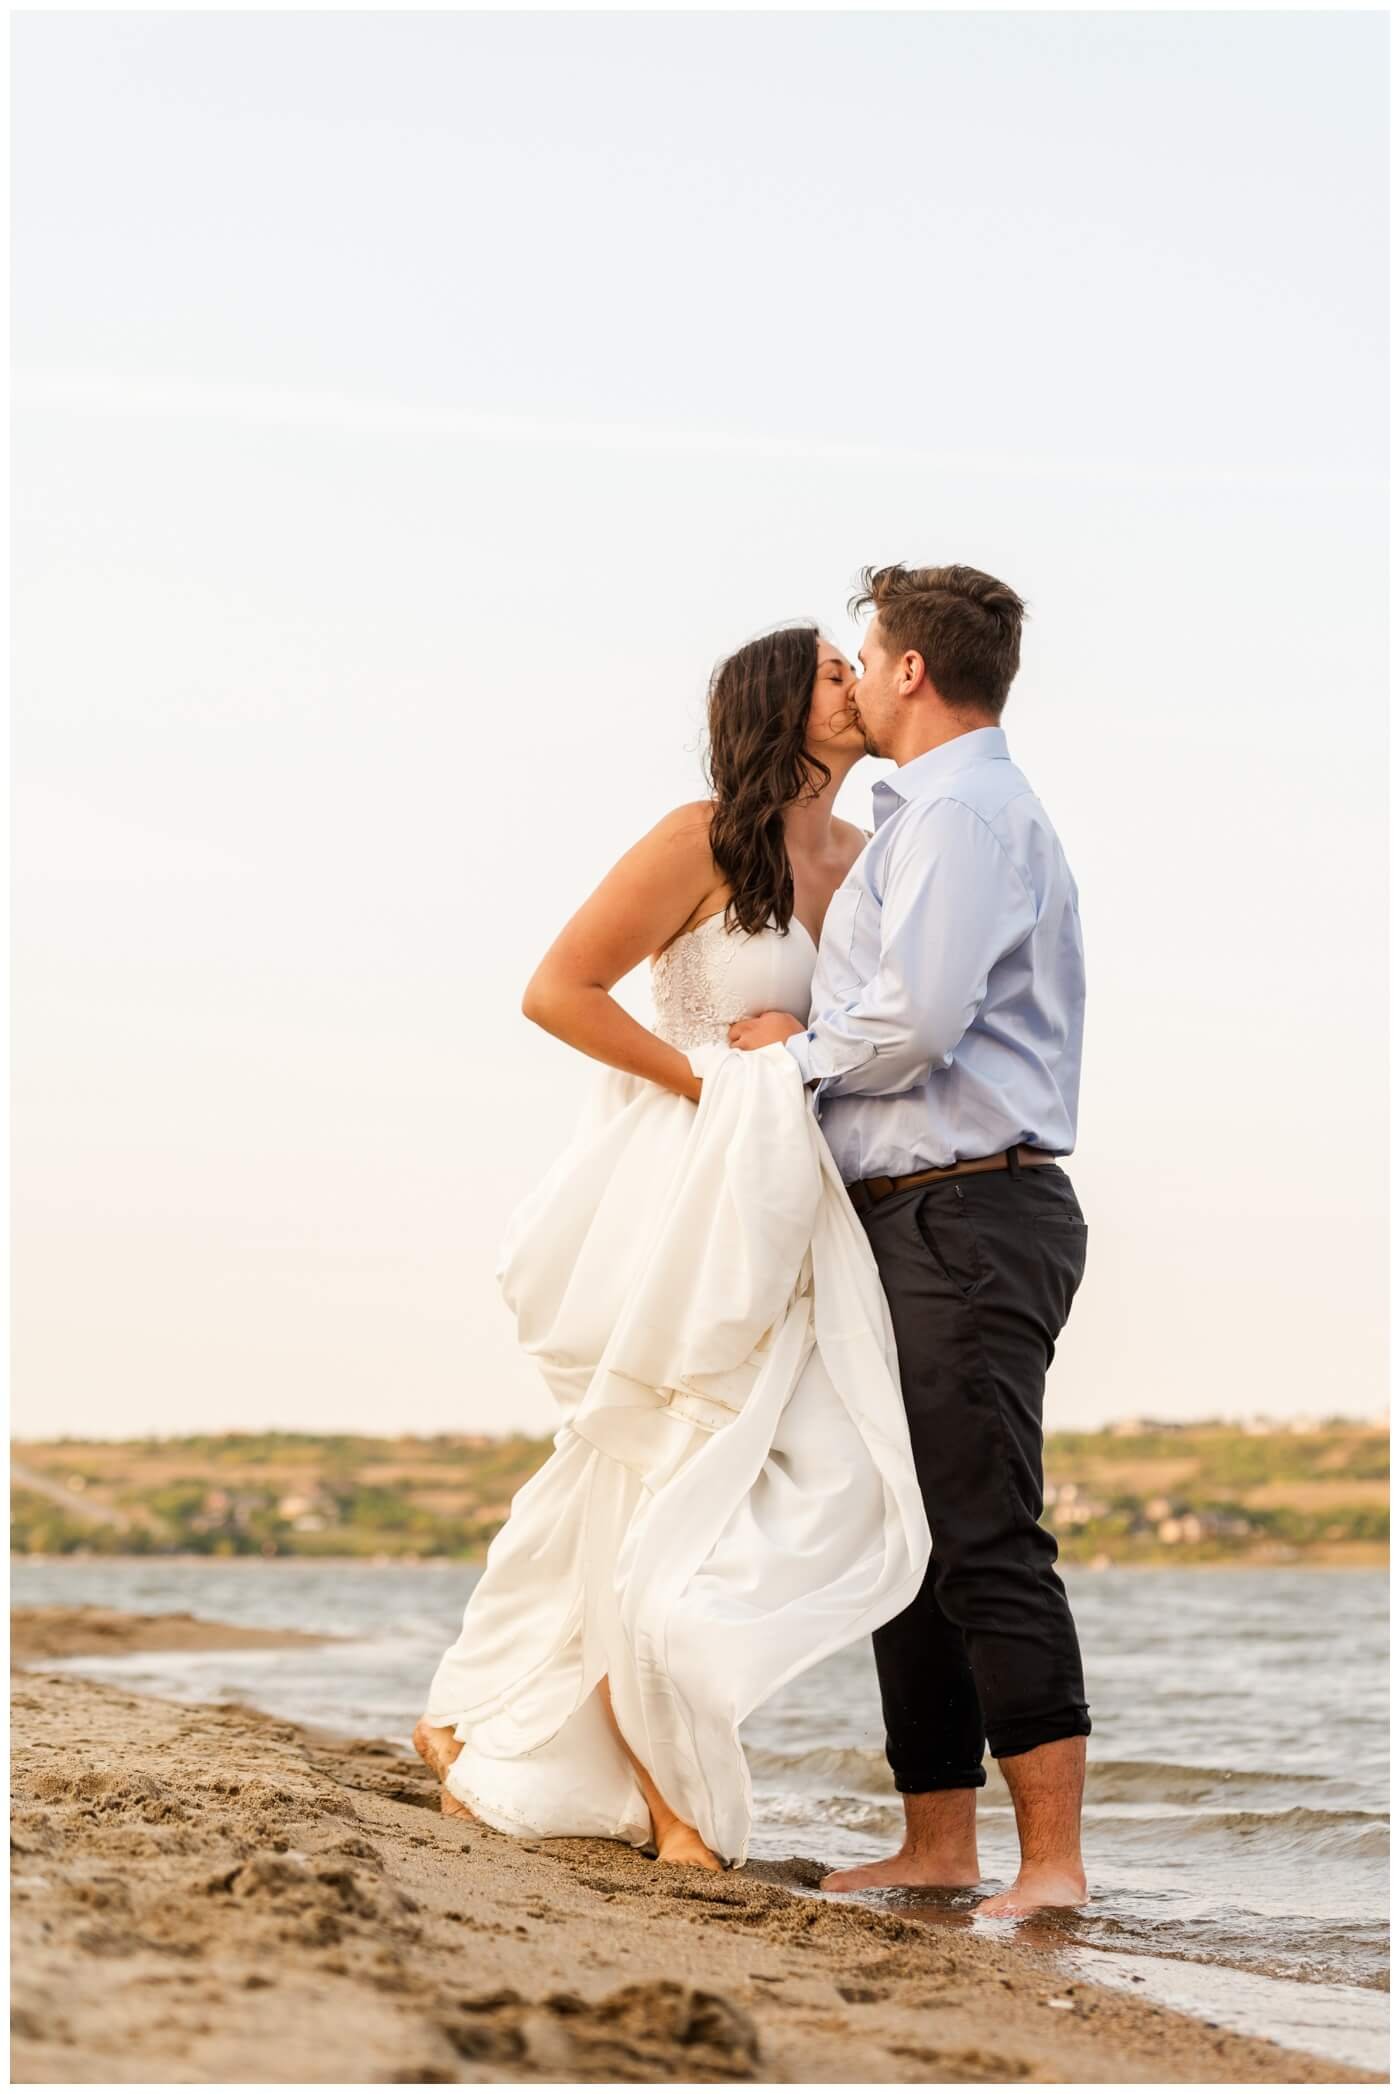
12, 11, 1388, 1440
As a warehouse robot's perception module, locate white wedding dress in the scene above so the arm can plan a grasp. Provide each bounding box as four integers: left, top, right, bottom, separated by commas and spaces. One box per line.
423, 909, 932, 1866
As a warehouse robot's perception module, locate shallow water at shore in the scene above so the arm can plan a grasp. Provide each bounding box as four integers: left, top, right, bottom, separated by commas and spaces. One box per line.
12, 1558, 1388, 2072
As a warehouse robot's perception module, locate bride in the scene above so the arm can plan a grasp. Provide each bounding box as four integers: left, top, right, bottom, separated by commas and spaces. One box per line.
413, 622, 931, 1871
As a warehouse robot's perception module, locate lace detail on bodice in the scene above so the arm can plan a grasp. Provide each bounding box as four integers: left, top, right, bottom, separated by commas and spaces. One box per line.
650, 911, 817, 1051
651, 915, 747, 1049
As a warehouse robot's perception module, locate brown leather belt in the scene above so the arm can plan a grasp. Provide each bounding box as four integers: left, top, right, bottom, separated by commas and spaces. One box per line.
844, 1145, 1060, 1216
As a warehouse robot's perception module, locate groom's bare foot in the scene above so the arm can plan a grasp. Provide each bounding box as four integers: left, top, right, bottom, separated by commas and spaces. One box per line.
821, 1849, 982, 1893
654, 1822, 724, 1871
411, 1716, 474, 1819
976, 1864, 1087, 1916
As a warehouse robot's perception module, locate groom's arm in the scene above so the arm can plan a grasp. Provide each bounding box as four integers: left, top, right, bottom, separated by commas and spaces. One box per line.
784, 798, 1037, 1101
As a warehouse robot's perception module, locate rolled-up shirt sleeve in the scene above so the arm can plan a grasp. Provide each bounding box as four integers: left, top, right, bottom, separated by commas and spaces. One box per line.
785, 798, 1037, 1101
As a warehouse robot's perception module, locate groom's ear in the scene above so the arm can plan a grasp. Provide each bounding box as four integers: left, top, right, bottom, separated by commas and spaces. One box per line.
900, 648, 930, 696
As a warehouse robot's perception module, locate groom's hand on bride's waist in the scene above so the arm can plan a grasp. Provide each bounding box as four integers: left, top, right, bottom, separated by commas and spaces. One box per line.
728, 1011, 804, 1050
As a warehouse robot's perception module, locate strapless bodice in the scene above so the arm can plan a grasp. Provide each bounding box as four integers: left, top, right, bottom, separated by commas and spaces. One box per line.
650, 911, 816, 1051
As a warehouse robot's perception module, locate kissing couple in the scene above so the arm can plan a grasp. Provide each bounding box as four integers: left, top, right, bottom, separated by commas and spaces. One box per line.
416, 562, 1092, 1918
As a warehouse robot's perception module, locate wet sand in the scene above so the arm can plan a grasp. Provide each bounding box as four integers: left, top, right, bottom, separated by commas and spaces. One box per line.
10, 1603, 344, 1663
10, 1608, 1378, 2084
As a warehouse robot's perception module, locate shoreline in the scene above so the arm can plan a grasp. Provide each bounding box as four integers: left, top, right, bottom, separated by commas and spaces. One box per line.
11, 1607, 1380, 2085
8, 1602, 347, 1663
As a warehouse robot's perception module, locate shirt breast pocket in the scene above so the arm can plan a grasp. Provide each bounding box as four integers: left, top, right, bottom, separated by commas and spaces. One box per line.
817, 882, 863, 977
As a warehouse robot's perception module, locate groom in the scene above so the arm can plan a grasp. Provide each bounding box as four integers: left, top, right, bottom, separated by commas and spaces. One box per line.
730, 562, 1091, 1915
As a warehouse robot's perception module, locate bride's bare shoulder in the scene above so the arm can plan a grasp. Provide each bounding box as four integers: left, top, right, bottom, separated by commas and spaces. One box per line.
626, 799, 718, 865
653, 798, 716, 837
580, 801, 724, 958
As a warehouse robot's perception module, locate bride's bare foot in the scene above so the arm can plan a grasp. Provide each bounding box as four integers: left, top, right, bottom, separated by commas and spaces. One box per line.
654, 1820, 724, 1871
411, 1716, 474, 1819
594, 1675, 722, 1871
821, 1848, 982, 1893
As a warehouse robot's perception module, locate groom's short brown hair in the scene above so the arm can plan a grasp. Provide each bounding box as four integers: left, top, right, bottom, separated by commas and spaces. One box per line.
850, 563, 1026, 718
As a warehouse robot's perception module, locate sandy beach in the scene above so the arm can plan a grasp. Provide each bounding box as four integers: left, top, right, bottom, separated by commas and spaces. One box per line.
10, 1607, 1379, 2085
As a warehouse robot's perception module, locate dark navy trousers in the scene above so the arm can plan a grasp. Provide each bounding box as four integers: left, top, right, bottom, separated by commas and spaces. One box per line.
857, 1155, 1092, 1789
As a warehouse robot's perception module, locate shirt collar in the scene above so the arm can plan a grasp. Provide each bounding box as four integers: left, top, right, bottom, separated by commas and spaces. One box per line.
871, 726, 1010, 826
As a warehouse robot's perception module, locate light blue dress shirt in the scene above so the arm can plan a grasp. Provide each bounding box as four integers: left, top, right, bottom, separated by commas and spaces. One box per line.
785, 726, 1085, 1182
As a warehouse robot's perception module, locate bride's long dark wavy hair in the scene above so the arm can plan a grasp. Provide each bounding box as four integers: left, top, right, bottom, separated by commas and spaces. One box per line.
703, 622, 829, 937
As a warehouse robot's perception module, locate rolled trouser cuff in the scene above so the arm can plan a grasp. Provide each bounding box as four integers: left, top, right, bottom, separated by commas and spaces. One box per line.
892, 1762, 988, 1794
988, 1704, 1092, 1762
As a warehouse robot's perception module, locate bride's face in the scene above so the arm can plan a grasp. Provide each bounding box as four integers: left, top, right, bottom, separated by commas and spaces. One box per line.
806, 642, 865, 757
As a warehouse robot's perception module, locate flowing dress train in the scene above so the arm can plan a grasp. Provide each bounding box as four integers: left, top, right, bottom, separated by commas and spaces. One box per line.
423, 911, 932, 1865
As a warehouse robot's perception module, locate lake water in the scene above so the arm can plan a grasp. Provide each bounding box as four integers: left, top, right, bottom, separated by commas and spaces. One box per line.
12, 1558, 1387, 2074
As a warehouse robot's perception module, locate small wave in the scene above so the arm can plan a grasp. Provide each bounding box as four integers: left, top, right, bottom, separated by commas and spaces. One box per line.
747, 1745, 1362, 1813
747, 1743, 890, 1788
1084, 1803, 1389, 1864
1208, 1807, 1389, 1861
1083, 1759, 1343, 1806
756, 1789, 905, 1840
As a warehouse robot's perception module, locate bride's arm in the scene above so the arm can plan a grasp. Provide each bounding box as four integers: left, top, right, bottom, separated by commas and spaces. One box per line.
519, 802, 720, 1104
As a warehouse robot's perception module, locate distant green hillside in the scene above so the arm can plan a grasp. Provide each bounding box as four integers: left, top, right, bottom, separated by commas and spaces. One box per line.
9, 1420, 1388, 1566
1033, 1419, 1387, 1564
